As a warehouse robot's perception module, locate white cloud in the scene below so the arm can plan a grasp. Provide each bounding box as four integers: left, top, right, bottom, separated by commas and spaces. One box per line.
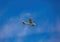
56, 18, 60, 32
0, 12, 60, 40
0, 13, 32, 39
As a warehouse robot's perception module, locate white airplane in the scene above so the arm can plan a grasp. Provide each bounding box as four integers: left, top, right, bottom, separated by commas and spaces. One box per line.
22, 18, 36, 26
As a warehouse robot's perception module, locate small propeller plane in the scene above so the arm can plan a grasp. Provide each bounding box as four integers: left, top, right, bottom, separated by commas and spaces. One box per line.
22, 18, 36, 26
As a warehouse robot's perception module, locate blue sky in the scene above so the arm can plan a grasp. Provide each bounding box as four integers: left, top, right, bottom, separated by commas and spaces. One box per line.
0, 0, 60, 42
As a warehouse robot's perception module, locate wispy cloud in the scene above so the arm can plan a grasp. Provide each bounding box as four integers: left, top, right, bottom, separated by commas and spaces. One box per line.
0, 13, 60, 42
0, 13, 32, 39
56, 18, 60, 32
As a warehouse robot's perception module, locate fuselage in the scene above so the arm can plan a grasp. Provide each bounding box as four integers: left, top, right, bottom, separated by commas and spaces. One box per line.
22, 18, 36, 26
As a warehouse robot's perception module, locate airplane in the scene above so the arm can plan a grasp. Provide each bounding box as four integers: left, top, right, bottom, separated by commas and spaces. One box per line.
22, 18, 36, 26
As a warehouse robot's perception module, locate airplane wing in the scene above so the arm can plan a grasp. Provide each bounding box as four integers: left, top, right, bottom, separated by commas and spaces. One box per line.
29, 18, 33, 23
31, 23, 36, 26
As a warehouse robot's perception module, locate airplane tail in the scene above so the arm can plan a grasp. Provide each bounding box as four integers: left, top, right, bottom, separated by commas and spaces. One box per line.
22, 21, 26, 24
22, 20, 26, 24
